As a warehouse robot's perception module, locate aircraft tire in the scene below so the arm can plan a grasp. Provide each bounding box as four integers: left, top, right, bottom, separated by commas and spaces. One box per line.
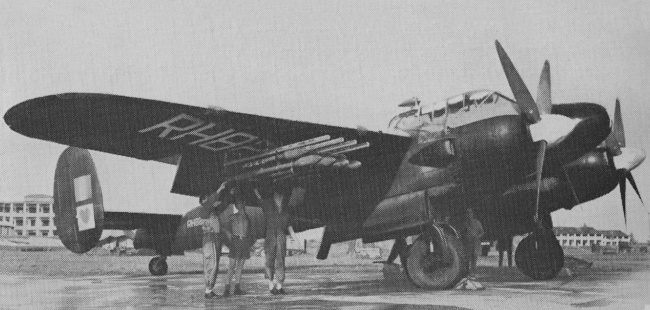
149, 256, 168, 276
515, 233, 564, 280
406, 232, 467, 290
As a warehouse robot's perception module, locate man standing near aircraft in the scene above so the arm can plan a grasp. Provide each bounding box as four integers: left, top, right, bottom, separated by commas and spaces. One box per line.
386, 237, 407, 268
222, 185, 252, 297
463, 208, 484, 279
256, 184, 298, 295
200, 182, 229, 299
497, 235, 513, 267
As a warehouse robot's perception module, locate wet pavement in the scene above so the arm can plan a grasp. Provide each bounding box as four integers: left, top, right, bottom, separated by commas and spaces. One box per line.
1, 266, 649, 309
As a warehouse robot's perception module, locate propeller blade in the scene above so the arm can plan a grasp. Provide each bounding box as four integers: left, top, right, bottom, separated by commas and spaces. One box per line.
614, 99, 625, 147
495, 40, 541, 124
619, 173, 627, 225
561, 164, 580, 205
536, 60, 552, 115
605, 150, 617, 170
533, 140, 547, 224
627, 173, 643, 204
604, 99, 624, 156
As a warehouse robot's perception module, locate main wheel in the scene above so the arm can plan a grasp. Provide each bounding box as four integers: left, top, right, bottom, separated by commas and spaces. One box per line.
406, 232, 467, 289
149, 256, 168, 276
515, 233, 563, 280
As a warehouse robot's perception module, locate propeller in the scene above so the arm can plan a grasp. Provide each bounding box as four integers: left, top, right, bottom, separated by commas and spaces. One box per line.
603, 99, 645, 224
495, 41, 580, 227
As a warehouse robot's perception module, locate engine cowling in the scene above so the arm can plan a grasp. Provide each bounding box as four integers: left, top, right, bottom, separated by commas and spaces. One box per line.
53, 147, 105, 253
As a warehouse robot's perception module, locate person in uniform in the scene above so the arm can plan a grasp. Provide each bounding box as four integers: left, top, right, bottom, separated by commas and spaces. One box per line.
497, 235, 513, 267
386, 238, 407, 268
200, 182, 230, 299
256, 184, 297, 295
222, 185, 252, 297
463, 208, 484, 279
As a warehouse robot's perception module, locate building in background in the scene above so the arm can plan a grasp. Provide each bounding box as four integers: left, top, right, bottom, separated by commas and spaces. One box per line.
0, 194, 56, 237
554, 225, 630, 248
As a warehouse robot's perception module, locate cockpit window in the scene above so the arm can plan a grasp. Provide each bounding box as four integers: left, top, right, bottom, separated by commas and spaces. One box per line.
447, 94, 464, 113
483, 94, 495, 104
388, 90, 515, 132
468, 91, 494, 107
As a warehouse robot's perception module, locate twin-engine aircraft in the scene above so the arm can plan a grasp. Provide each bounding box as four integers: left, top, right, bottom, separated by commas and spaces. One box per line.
4, 41, 645, 289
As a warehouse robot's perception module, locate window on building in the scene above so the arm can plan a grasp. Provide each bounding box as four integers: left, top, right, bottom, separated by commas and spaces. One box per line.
562, 240, 567, 245
15, 218, 23, 226
27, 230, 36, 236
40, 204, 50, 213
53, 230, 57, 236
5, 217, 9, 222
28, 218, 36, 227
15, 204, 23, 213
16, 230, 23, 236
41, 218, 50, 227
41, 231, 49, 237
27, 204, 37, 213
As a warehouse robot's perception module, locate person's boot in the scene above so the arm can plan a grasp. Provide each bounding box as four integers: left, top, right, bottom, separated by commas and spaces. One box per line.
223, 285, 231, 297
233, 284, 245, 295
204, 291, 218, 299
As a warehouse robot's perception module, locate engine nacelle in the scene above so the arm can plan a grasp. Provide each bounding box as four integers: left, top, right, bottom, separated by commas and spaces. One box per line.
53, 147, 105, 253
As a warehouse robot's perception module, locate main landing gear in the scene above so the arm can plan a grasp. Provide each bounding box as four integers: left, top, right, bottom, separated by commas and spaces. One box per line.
384, 224, 467, 290
149, 256, 168, 276
515, 231, 564, 280
406, 231, 467, 289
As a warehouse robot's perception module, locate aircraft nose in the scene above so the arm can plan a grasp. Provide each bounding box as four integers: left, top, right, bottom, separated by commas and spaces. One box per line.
614, 147, 646, 172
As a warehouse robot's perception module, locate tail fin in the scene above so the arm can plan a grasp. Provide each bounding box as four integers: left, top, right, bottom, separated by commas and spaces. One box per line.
53, 147, 105, 253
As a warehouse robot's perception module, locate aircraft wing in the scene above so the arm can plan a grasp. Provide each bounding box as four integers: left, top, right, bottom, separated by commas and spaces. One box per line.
5, 93, 413, 196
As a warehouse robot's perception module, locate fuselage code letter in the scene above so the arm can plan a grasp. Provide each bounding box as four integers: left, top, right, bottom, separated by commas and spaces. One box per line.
139, 113, 259, 153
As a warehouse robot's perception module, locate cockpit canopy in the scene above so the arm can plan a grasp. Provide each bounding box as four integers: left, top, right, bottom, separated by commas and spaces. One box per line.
388, 90, 516, 135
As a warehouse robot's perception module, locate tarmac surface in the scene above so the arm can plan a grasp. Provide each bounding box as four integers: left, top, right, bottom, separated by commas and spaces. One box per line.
1, 265, 649, 309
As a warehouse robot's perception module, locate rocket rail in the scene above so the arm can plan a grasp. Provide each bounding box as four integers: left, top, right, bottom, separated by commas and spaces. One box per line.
224, 135, 370, 182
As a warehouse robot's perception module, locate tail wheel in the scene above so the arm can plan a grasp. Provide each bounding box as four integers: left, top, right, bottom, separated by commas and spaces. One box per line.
515, 233, 564, 280
406, 232, 467, 290
149, 256, 168, 276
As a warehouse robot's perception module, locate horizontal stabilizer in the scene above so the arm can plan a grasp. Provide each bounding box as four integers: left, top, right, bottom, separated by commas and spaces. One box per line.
104, 212, 182, 230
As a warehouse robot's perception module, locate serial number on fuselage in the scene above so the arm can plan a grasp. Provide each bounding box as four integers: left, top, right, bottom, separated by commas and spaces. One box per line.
186, 218, 205, 228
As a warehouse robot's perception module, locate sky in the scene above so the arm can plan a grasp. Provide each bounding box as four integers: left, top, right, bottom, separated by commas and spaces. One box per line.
1, 1, 650, 241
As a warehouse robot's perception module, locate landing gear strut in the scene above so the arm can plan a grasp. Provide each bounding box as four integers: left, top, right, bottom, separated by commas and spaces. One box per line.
149, 256, 168, 276
406, 230, 467, 289
515, 232, 563, 280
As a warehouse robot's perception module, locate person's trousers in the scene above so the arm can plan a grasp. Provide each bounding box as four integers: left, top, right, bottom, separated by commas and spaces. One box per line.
225, 257, 246, 285
264, 231, 287, 284
202, 233, 223, 289
465, 240, 481, 275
